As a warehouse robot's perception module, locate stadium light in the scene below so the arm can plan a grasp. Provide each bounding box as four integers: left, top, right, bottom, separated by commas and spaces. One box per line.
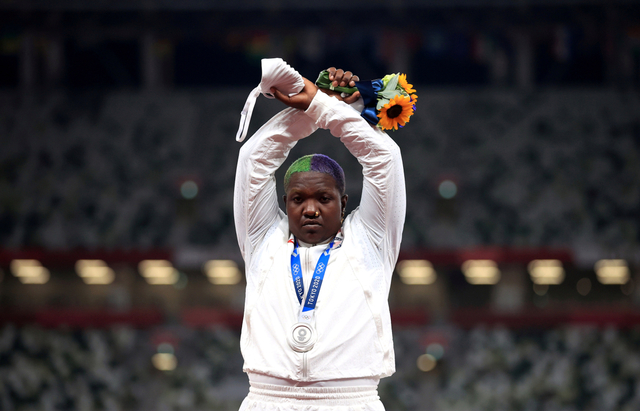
577, 277, 592, 296
138, 260, 179, 285
180, 180, 198, 199
417, 353, 437, 372
75, 260, 115, 285
397, 260, 436, 284
10, 259, 50, 284
462, 260, 500, 285
594, 259, 629, 285
152, 353, 177, 371
438, 180, 457, 199
204, 260, 241, 285
527, 259, 565, 285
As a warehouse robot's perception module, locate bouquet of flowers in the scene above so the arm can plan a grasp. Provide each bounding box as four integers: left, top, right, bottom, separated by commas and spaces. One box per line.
315, 71, 417, 131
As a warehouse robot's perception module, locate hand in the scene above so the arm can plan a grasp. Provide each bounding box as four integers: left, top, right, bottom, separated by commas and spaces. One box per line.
324, 67, 361, 104
327, 67, 359, 88
270, 77, 318, 111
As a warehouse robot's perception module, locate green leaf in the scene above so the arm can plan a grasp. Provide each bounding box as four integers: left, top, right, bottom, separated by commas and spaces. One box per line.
384, 75, 399, 91
382, 73, 397, 88
379, 89, 400, 100
376, 98, 390, 110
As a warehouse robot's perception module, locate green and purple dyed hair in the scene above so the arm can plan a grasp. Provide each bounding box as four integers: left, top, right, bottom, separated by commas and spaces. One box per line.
284, 154, 345, 195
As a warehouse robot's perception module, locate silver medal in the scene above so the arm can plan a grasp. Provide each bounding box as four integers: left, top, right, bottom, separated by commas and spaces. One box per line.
288, 322, 316, 352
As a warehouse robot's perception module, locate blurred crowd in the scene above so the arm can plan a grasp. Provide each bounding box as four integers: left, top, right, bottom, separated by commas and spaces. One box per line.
1, 88, 638, 257
389, 325, 640, 411
2, 323, 640, 411
0, 91, 241, 251
0, 324, 247, 411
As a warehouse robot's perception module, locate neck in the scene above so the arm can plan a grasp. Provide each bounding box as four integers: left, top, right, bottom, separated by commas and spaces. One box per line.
297, 236, 333, 248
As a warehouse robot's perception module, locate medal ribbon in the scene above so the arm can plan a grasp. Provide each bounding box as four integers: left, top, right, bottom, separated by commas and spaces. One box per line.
290, 240, 334, 323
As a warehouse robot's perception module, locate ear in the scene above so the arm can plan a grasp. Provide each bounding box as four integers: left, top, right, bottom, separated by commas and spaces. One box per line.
341, 194, 348, 213
283, 194, 287, 206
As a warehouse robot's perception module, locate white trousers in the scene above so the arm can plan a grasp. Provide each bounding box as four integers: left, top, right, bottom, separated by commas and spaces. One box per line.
239, 382, 385, 411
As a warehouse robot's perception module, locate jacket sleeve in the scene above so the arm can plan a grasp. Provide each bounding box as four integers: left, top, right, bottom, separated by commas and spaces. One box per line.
304, 92, 406, 266
234, 107, 318, 260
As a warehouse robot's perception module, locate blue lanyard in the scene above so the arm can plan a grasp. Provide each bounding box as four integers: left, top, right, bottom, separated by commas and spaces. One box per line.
290, 240, 334, 313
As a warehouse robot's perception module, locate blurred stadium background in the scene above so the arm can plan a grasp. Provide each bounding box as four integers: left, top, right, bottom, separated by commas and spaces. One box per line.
1, 1, 640, 410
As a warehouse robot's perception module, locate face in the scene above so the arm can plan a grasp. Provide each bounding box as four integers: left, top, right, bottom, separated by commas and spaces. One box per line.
284, 172, 348, 245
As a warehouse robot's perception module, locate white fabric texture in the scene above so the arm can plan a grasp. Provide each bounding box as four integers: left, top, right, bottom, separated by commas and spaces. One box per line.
234, 90, 406, 408
236, 58, 305, 142
239, 383, 385, 411
247, 372, 379, 387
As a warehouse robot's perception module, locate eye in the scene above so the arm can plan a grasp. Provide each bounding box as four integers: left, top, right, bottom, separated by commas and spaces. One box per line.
320, 196, 332, 203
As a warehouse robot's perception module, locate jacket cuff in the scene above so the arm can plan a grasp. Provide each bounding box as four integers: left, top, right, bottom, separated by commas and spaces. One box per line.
304, 90, 334, 124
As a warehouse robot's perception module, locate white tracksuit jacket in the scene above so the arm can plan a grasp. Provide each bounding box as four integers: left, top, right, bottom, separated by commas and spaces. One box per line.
234, 90, 406, 384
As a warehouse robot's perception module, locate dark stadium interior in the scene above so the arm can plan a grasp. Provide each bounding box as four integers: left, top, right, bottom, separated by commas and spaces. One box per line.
1, 1, 640, 410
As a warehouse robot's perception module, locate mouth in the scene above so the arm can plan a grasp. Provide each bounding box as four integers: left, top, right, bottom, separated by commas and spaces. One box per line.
302, 221, 321, 227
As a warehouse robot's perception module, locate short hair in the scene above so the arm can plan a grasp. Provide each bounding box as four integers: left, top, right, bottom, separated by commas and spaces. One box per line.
284, 154, 345, 195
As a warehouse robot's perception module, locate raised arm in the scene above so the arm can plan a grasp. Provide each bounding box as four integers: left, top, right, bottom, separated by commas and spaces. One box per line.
234, 106, 318, 260
303, 92, 406, 264
268, 71, 406, 264
236, 74, 360, 260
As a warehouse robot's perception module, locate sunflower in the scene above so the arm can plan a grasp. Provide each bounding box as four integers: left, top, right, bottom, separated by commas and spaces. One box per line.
398, 74, 416, 94
377, 95, 414, 131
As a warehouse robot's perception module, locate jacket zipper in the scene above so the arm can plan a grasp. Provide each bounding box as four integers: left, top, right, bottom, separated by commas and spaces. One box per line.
302, 352, 308, 378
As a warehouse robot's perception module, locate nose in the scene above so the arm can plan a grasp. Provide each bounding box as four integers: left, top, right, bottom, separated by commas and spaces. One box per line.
303, 202, 319, 217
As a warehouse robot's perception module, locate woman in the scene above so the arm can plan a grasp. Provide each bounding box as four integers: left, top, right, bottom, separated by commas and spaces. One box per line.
234, 68, 406, 410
